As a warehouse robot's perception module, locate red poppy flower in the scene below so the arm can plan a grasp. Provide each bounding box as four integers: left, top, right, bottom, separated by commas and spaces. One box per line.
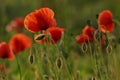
0, 42, 14, 60
9, 33, 32, 54
82, 25, 96, 41
35, 27, 64, 44
6, 17, 24, 33
76, 25, 96, 44
24, 8, 57, 33
98, 10, 114, 33
76, 34, 89, 44
46, 27, 64, 43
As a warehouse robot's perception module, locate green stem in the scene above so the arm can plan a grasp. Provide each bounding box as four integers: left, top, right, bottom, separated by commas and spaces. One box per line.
16, 55, 22, 80
56, 44, 73, 80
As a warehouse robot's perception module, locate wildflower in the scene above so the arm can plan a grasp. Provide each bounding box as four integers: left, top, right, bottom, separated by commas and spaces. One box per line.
6, 17, 24, 33
35, 27, 64, 44
24, 8, 57, 33
46, 27, 64, 43
76, 25, 96, 44
0, 42, 14, 60
9, 33, 32, 54
82, 25, 96, 41
98, 10, 114, 33
76, 34, 89, 44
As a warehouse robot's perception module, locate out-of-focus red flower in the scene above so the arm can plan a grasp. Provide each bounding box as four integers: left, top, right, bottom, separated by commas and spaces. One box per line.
24, 8, 57, 33
76, 25, 96, 44
76, 34, 89, 44
35, 27, 64, 44
0, 42, 14, 60
82, 25, 96, 41
98, 10, 114, 33
9, 33, 32, 54
6, 18, 24, 33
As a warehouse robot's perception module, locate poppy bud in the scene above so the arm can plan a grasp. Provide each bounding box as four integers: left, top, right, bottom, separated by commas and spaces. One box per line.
106, 45, 112, 54
34, 34, 45, 40
43, 74, 49, 80
56, 57, 63, 71
94, 29, 102, 40
29, 55, 34, 64
81, 42, 87, 52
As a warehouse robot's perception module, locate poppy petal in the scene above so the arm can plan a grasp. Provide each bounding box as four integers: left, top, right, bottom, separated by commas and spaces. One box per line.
24, 12, 41, 32
46, 27, 64, 43
82, 25, 96, 41
0, 42, 15, 60
9, 33, 32, 54
24, 8, 57, 33
76, 34, 89, 44
98, 10, 114, 33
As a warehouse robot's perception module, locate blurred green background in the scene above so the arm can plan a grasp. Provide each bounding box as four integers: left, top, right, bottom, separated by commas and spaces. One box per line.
1, 0, 120, 38
0, 0, 120, 80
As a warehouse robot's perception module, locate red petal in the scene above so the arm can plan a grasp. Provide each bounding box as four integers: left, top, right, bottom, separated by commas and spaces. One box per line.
38, 8, 54, 19
82, 25, 96, 41
46, 27, 64, 43
76, 34, 89, 44
9, 33, 32, 54
24, 8, 57, 33
0, 42, 15, 60
14, 18, 24, 27
24, 12, 41, 32
98, 10, 114, 33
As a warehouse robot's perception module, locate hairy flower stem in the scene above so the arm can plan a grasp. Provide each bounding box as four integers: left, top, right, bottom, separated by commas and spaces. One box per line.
16, 55, 22, 80
88, 41, 102, 80
104, 33, 112, 80
31, 45, 43, 80
56, 44, 73, 80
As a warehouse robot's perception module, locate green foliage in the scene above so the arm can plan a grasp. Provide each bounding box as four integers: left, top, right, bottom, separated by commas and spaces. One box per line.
0, 0, 120, 80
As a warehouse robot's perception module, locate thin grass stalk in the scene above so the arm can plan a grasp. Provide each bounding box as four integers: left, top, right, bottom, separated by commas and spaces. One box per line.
88, 40, 102, 80
41, 42, 59, 80
15, 55, 22, 80
31, 45, 44, 80
42, 43, 59, 80
55, 41, 73, 80
104, 33, 112, 80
